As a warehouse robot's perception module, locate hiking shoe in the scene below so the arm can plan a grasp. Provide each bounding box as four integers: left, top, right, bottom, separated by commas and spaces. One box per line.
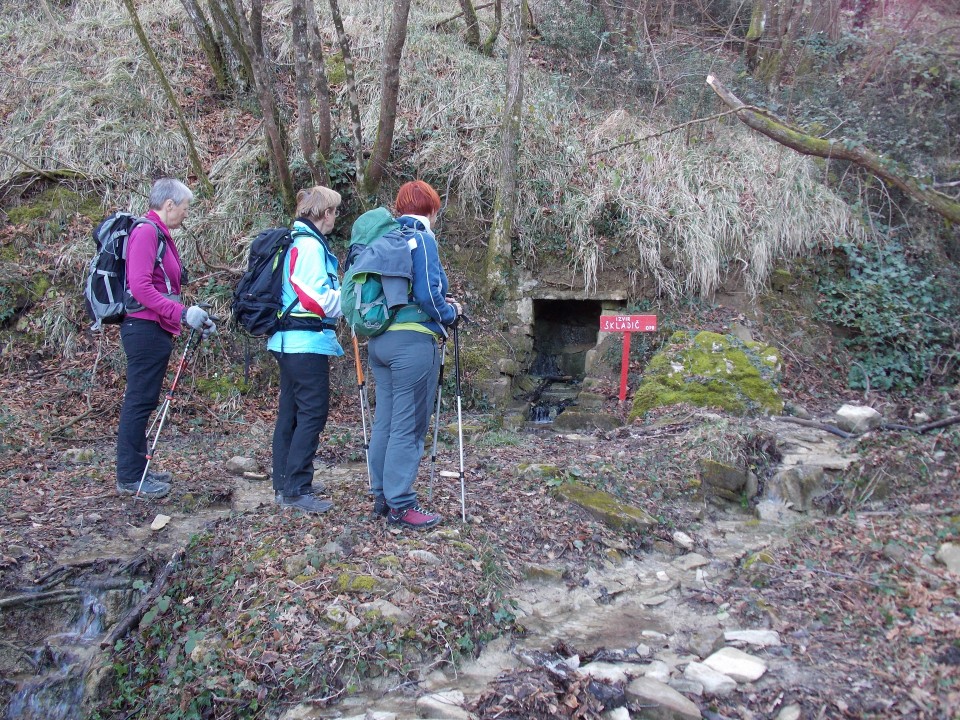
116, 479, 170, 499
280, 494, 333, 514
387, 504, 441, 529
372, 494, 389, 518
147, 470, 172, 484
275, 483, 326, 504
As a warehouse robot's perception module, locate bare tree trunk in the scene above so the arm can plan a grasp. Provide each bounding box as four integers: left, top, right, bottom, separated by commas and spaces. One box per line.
178, 0, 231, 92
291, 0, 322, 185
598, 0, 620, 51
305, 0, 332, 170
250, 0, 266, 59
229, 0, 294, 208
706, 75, 960, 225
207, 0, 254, 89
484, 0, 528, 300
364, 0, 413, 194
122, 0, 213, 196
482, 0, 503, 55
459, 0, 481, 49
328, 0, 365, 192
744, 0, 766, 71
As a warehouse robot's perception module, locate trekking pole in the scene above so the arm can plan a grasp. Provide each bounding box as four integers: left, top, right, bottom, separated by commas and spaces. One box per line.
351, 333, 372, 492
427, 340, 447, 501
137, 328, 199, 497
452, 320, 466, 522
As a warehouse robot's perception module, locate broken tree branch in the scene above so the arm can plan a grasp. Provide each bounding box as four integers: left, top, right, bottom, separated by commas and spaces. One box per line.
705, 75, 960, 225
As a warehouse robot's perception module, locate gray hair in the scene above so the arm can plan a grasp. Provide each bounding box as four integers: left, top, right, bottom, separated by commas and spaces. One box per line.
148, 178, 194, 209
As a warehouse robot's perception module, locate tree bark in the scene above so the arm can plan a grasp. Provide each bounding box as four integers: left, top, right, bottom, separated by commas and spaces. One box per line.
304, 0, 332, 172
482, 0, 503, 56
122, 0, 213, 196
291, 0, 322, 185
178, 0, 231, 92
207, 0, 254, 89
364, 0, 413, 194
484, 0, 528, 299
744, 0, 766, 71
328, 0, 365, 192
706, 75, 960, 225
459, 0, 481, 49
229, 0, 294, 209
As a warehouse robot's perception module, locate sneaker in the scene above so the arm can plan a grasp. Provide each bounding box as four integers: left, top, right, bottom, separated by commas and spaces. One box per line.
372, 494, 389, 518
280, 494, 333, 514
275, 483, 326, 504
147, 470, 172, 484
387, 504, 441, 529
116, 479, 170, 499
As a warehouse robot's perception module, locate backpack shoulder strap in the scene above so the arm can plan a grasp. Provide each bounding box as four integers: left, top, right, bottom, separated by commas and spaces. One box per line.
130, 218, 173, 294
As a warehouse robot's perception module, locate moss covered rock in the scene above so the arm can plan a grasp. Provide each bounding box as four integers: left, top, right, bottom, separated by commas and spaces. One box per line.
630, 331, 783, 420
554, 482, 656, 531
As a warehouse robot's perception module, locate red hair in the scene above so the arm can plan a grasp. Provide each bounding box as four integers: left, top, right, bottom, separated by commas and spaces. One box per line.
395, 180, 441, 217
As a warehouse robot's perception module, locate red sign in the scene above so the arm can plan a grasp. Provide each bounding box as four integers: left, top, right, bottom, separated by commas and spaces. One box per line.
599, 314, 659, 402
600, 314, 658, 333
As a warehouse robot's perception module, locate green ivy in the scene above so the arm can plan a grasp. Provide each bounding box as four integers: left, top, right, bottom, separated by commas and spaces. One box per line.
819, 241, 956, 391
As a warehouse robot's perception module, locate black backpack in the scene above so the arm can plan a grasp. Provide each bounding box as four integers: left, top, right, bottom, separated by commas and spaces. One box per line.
231, 227, 294, 336
84, 212, 168, 330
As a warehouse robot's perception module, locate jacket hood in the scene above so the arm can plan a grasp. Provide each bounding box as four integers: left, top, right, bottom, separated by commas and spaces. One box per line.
350, 207, 400, 247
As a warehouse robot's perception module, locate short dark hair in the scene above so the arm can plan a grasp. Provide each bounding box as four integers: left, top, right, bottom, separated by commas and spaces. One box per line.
395, 180, 440, 217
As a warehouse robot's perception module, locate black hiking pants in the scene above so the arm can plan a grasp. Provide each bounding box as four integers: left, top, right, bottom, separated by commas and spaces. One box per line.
116, 319, 173, 485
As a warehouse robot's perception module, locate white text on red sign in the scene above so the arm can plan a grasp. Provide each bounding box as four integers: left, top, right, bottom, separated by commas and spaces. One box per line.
600, 315, 658, 333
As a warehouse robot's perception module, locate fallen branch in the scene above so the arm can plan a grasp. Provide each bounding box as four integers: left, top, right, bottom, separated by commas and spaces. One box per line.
705, 75, 960, 224
881, 415, 960, 434
775, 416, 853, 439
0, 588, 82, 609
101, 548, 184, 648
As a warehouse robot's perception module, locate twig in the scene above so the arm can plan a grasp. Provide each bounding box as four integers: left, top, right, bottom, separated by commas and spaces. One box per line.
587, 107, 759, 157
881, 415, 960, 434
775, 416, 853, 439
431, 2, 495, 30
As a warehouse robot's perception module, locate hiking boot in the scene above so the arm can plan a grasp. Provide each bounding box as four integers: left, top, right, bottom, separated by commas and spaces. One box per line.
280, 494, 333, 514
116, 479, 170, 499
147, 470, 172, 484
372, 494, 389, 518
275, 483, 326, 505
387, 504, 441, 529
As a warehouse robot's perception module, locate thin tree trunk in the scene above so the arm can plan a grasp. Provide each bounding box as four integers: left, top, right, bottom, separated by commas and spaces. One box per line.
706, 75, 960, 225
207, 0, 254, 89
328, 0, 365, 192
484, 0, 528, 299
291, 0, 322, 185
364, 0, 412, 194
250, 0, 266, 59
598, 0, 620, 51
304, 0, 332, 172
121, 0, 213, 196
178, 0, 231, 92
459, 0, 481, 49
744, 0, 766, 71
229, 0, 294, 208
482, 0, 503, 55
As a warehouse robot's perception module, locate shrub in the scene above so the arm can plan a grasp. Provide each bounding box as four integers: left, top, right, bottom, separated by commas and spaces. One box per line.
819, 241, 957, 391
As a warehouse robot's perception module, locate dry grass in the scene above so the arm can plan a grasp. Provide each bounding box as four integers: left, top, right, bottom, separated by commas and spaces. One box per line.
0, 0, 864, 351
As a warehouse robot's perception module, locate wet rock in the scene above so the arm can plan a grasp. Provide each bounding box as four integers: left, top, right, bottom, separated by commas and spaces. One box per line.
683, 661, 736, 697
724, 629, 781, 647
703, 647, 767, 682
765, 466, 827, 512
226, 456, 259, 475
553, 410, 621, 432
834, 404, 882, 434
935, 542, 960, 575
554, 482, 657, 531
415, 689, 469, 719
624, 676, 702, 719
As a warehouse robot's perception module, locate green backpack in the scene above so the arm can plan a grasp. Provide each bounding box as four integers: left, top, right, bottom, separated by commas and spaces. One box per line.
341, 211, 429, 337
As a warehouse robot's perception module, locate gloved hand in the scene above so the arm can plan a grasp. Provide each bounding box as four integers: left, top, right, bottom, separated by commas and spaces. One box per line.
182, 305, 210, 331
201, 320, 217, 340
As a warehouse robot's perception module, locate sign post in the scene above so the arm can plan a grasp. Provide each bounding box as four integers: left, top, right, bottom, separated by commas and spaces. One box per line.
599, 314, 658, 402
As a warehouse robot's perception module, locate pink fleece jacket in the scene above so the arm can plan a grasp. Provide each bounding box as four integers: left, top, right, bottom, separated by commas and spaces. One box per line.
125, 210, 185, 335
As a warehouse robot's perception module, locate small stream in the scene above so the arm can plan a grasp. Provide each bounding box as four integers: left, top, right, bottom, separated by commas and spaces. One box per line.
5, 591, 108, 720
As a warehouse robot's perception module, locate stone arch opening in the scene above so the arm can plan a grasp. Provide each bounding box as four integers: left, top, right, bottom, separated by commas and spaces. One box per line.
530, 299, 604, 380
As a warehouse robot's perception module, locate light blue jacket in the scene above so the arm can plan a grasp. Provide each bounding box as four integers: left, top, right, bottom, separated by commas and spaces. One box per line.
267, 218, 344, 356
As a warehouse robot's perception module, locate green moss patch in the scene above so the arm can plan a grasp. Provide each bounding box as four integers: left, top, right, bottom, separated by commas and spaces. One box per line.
630, 331, 783, 420
554, 481, 657, 531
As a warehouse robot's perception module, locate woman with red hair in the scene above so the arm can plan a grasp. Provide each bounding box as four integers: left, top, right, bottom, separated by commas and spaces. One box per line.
367, 180, 463, 528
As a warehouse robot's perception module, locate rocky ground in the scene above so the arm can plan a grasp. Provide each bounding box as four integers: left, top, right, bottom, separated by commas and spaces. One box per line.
0, 329, 958, 720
